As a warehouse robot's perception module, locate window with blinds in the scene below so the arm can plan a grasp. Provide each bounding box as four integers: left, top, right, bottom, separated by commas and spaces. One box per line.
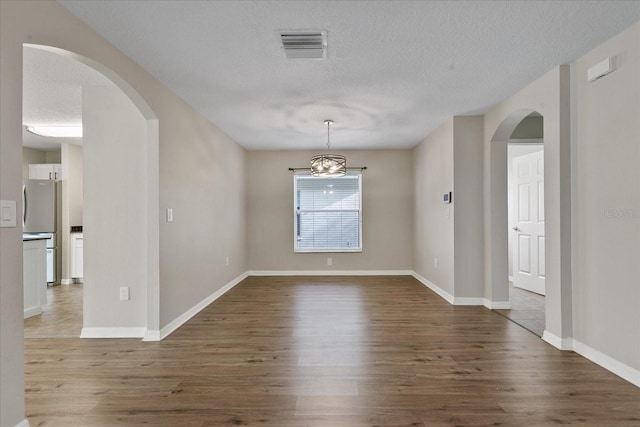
294, 173, 362, 252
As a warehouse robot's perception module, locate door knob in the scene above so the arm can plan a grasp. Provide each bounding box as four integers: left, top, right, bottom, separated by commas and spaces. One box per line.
513, 226, 521, 232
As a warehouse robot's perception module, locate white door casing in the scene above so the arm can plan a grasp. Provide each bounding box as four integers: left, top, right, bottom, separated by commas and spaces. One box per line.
512, 150, 545, 295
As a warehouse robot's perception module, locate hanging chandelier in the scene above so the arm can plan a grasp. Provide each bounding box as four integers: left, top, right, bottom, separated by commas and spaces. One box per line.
310, 120, 346, 177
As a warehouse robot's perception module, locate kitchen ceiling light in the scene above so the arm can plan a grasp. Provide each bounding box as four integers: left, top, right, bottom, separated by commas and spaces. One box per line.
310, 120, 346, 177
25, 125, 83, 138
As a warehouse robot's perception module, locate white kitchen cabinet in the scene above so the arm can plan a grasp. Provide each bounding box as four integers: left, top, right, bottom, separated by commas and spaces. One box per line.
71, 232, 83, 280
29, 163, 62, 181
23, 238, 47, 318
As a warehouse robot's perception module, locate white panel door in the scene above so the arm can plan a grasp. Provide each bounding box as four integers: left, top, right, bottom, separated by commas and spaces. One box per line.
512, 150, 545, 295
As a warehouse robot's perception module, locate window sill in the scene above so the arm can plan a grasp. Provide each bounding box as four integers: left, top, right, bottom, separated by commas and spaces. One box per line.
294, 248, 362, 254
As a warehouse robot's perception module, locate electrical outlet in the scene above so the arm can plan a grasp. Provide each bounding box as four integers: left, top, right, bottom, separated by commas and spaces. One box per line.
225, 256, 230, 267
119, 287, 130, 301
166, 208, 173, 222
327, 257, 333, 266
434, 258, 438, 269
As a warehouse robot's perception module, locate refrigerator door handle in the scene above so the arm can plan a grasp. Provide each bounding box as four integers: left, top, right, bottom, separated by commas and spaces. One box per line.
23, 184, 27, 226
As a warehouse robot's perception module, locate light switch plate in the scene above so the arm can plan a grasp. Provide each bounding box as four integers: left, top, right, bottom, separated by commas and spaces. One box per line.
0, 200, 17, 228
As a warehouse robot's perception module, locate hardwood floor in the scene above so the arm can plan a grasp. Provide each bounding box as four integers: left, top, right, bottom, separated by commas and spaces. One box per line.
24, 283, 83, 338
25, 276, 640, 426
495, 283, 545, 337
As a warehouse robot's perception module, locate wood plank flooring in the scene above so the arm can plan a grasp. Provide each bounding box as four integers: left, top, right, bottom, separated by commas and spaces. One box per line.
25, 276, 640, 426
24, 283, 83, 338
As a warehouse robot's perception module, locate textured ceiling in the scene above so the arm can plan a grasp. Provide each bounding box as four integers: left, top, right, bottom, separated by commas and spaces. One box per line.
33, 1, 640, 151
23, 46, 114, 151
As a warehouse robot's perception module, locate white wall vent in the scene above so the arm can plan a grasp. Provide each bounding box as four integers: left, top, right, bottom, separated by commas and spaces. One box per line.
587, 56, 617, 82
280, 31, 327, 59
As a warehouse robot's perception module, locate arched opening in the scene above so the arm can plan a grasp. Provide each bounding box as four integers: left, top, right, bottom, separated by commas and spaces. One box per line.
482, 66, 572, 350
22, 44, 160, 339
495, 112, 546, 336
486, 103, 572, 347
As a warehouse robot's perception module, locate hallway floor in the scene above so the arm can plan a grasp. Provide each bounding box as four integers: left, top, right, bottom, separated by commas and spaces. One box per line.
24, 283, 83, 338
495, 283, 546, 337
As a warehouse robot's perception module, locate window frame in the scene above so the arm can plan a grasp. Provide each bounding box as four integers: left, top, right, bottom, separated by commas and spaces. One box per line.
293, 172, 363, 253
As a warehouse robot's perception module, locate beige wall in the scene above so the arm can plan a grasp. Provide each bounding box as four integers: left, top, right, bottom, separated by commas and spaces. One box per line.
22, 147, 46, 178
413, 119, 455, 293
247, 150, 413, 272
1, 3, 29, 424
572, 22, 639, 371
159, 107, 247, 327
511, 115, 544, 139
413, 116, 485, 300
46, 150, 61, 163
452, 116, 485, 299
82, 86, 147, 329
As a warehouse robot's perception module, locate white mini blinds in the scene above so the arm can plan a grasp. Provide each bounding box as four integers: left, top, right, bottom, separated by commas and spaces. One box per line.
294, 173, 362, 252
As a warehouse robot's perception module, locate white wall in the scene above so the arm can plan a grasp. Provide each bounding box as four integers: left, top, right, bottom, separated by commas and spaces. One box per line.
247, 150, 413, 272
82, 86, 147, 329
572, 22, 640, 372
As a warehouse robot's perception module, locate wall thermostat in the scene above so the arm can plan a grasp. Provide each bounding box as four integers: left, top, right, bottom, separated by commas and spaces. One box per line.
443, 192, 452, 204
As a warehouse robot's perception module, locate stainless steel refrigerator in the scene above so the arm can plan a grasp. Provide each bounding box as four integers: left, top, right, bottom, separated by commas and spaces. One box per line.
23, 179, 60, 283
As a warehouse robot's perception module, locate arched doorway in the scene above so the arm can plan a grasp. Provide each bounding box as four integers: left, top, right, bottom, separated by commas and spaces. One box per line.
494, 112, 546, 336
23, 44, 160, 339
485, 99, 573, 349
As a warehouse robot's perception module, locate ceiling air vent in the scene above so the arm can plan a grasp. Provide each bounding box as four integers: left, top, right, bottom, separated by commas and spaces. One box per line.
280, 31, 327, 59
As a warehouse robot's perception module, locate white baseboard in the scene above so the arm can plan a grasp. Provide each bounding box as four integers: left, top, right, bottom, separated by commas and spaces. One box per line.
14, 419, 30, 427
411, 272, 491, 307
412, 275, 510, 309
484, 299, 511, 310
156, 272, 249, 341
453, 297, 485, 306
573, 339, 640, 388
542, 330, 573, 350
248, 270, 413, 276
60, 278, 73, 285
411, 272, 454, 304
143, 329, 161, 342
80, 327, 146, 339
24, 306, 42, 319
